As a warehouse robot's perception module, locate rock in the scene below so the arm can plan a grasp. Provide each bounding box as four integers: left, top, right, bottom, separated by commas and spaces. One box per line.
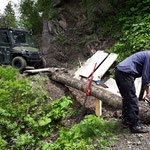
58, 19, 67, 30
48, 19, 65, 35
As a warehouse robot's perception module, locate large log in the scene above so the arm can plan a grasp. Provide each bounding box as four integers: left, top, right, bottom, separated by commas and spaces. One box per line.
49, 71, 150, 124
51, 72, 122, 109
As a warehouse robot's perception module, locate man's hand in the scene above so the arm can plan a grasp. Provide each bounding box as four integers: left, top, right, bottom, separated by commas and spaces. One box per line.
144, 86, 150, 99
146, 93, 150, 99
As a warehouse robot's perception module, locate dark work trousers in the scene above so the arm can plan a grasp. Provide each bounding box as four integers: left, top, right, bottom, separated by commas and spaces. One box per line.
115, 68, 139, 126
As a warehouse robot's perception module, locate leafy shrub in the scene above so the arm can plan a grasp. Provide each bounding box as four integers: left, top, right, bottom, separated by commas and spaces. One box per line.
111, 0, 150, 62
0, 66, 121, 150
79, 36, 98, 46
0, 66, 18, 81
56, 36, 71, 45
0, 66, 72, 149
40, 115, 119, 150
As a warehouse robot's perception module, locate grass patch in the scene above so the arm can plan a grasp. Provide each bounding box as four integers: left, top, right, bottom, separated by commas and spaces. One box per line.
40, 116, 124, 150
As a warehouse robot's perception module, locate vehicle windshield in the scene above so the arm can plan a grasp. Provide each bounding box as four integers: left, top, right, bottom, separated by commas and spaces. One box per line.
12, 31, 35, 47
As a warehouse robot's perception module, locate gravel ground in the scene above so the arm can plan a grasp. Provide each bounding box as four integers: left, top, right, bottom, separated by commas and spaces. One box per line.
109, 124, 150, 150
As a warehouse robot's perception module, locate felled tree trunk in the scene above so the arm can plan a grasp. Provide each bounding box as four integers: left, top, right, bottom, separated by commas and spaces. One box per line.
49, 71, 150, 124
50, 72, 122, 108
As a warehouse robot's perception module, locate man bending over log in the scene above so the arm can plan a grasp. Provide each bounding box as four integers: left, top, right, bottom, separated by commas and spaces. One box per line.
115, 51, 150, 133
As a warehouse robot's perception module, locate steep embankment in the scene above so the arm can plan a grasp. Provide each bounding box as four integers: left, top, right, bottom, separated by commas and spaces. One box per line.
40, 0, 124, 69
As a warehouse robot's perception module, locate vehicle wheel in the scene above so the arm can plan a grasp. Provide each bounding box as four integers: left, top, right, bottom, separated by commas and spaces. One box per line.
12, 56, 27, 71
35, 57, 46, 69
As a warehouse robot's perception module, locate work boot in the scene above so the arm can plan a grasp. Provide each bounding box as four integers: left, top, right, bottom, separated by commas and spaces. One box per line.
130, 124, 149, 133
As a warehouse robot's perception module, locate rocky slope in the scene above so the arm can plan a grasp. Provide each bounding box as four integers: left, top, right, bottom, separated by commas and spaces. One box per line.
39, 0, 120, 69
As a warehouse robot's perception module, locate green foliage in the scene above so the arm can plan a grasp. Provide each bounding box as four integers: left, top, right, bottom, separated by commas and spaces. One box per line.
36, 0, 52, 18
14, 132, 35, 149
111, 0, 150, 62
0, 66, 18, 81
0, 66, 72, 149
0, 66, 122, 149
56, 36, 71, 45
19, 0, 42, 33
48, 96, 73, 120
95, 16, 119, 37
48, 11, 59, 20
80, 0, 117, 21
80, 36, 99, 45
40, 115, 119, 150
80, 0, 150, 62
81, 0, 99, 18
0, 2, 18, 28
0, 135, 7, 149
19, 0, 52, 33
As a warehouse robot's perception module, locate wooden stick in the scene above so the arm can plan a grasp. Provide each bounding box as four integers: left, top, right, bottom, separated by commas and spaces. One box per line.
95, 98, 102, 117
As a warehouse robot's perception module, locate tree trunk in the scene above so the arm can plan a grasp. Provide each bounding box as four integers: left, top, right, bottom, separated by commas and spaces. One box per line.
49, 71, 150, 124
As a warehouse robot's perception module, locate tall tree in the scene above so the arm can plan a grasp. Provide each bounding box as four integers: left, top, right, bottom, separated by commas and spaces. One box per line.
19, 0, 51, 34
0, 1, 17, 28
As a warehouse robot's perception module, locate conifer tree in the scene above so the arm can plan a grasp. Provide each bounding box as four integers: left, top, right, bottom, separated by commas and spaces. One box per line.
0, 1, 17, 28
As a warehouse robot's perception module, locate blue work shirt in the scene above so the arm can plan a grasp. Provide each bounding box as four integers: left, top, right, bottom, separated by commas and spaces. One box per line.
117, 51, 150, 86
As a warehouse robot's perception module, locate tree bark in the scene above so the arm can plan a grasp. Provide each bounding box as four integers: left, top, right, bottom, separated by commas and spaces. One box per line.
49, 71, 150, 124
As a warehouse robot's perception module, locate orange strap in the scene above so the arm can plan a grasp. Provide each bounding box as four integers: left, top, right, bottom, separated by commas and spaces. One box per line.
86, 63, 97, 96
